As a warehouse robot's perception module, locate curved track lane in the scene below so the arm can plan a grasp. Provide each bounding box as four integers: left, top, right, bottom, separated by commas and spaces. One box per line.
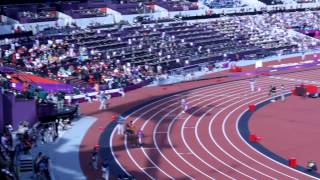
111, 69, 320, 179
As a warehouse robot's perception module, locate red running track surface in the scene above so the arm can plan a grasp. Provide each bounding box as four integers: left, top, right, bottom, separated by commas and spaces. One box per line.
79, 55, 320, 179
109, 69, 320, 179
250, 95, 320, 171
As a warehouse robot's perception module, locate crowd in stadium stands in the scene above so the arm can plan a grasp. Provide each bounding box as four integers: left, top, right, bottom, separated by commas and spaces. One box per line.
156, 0, 198, 11
136, 16, 174, 24
203, 0, 242, 8
71, 8, 107, 18
108, 1, 155, 14
1, 2, 320, 180
19, 11, 57, 21
0, 10, 320, 98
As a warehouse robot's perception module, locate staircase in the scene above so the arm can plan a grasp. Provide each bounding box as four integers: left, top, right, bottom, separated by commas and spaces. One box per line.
19, 154, 34, 179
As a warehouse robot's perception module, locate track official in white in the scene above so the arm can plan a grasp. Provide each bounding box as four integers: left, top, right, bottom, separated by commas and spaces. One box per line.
250, 79, 256, 92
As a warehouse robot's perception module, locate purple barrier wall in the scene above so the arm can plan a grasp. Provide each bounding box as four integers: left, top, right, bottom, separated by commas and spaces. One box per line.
12, 99, 37, 130
2, 93, 37, 130
0, 93, 4, 131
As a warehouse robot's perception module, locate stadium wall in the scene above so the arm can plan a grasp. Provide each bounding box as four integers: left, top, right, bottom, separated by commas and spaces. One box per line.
2, 93, 37, 130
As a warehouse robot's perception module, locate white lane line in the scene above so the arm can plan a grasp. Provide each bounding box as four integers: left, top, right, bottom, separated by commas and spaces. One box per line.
202, 79, 300, 178
220, 92, 298, 179
142, 167, 158, 169
126, 81, 247, 179
143, 147, 158, 150
125, 79, 292, 179
140, 81, 260, 179
171, 79, 292, 179
111, 70, 317, 178
235, 101, 319, 180
187, 82, 290, 179
124, 135, 155, 180
118, 81, 244, 178
179, 91, 254, 179
207, 91, 283, 179
270, 70, 320, 84
179, 78, 298, 179
150, 83, 254, 179
169, 91, 248, 179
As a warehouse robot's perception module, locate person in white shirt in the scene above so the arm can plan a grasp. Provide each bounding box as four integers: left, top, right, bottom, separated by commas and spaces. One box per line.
280, 84, 285, 101
250, 78, 256, 92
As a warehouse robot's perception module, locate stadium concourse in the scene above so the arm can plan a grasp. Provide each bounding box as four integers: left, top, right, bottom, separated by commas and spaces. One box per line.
79, 54, 320, 179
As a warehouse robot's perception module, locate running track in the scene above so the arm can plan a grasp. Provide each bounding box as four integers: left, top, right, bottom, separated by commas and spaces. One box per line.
110, 68, 320, 179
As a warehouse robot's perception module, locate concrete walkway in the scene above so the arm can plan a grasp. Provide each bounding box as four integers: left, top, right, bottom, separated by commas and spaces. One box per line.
27, 116, 97, 180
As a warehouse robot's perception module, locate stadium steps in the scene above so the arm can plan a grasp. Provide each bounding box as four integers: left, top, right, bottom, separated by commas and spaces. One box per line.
19, 155, 34, 172
18, 155, 35, 180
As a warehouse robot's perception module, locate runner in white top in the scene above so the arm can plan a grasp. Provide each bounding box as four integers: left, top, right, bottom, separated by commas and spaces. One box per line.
181, 98, 188, 113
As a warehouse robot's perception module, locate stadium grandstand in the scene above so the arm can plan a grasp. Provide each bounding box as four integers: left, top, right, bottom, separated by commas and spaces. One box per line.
2, 0, 320, 180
